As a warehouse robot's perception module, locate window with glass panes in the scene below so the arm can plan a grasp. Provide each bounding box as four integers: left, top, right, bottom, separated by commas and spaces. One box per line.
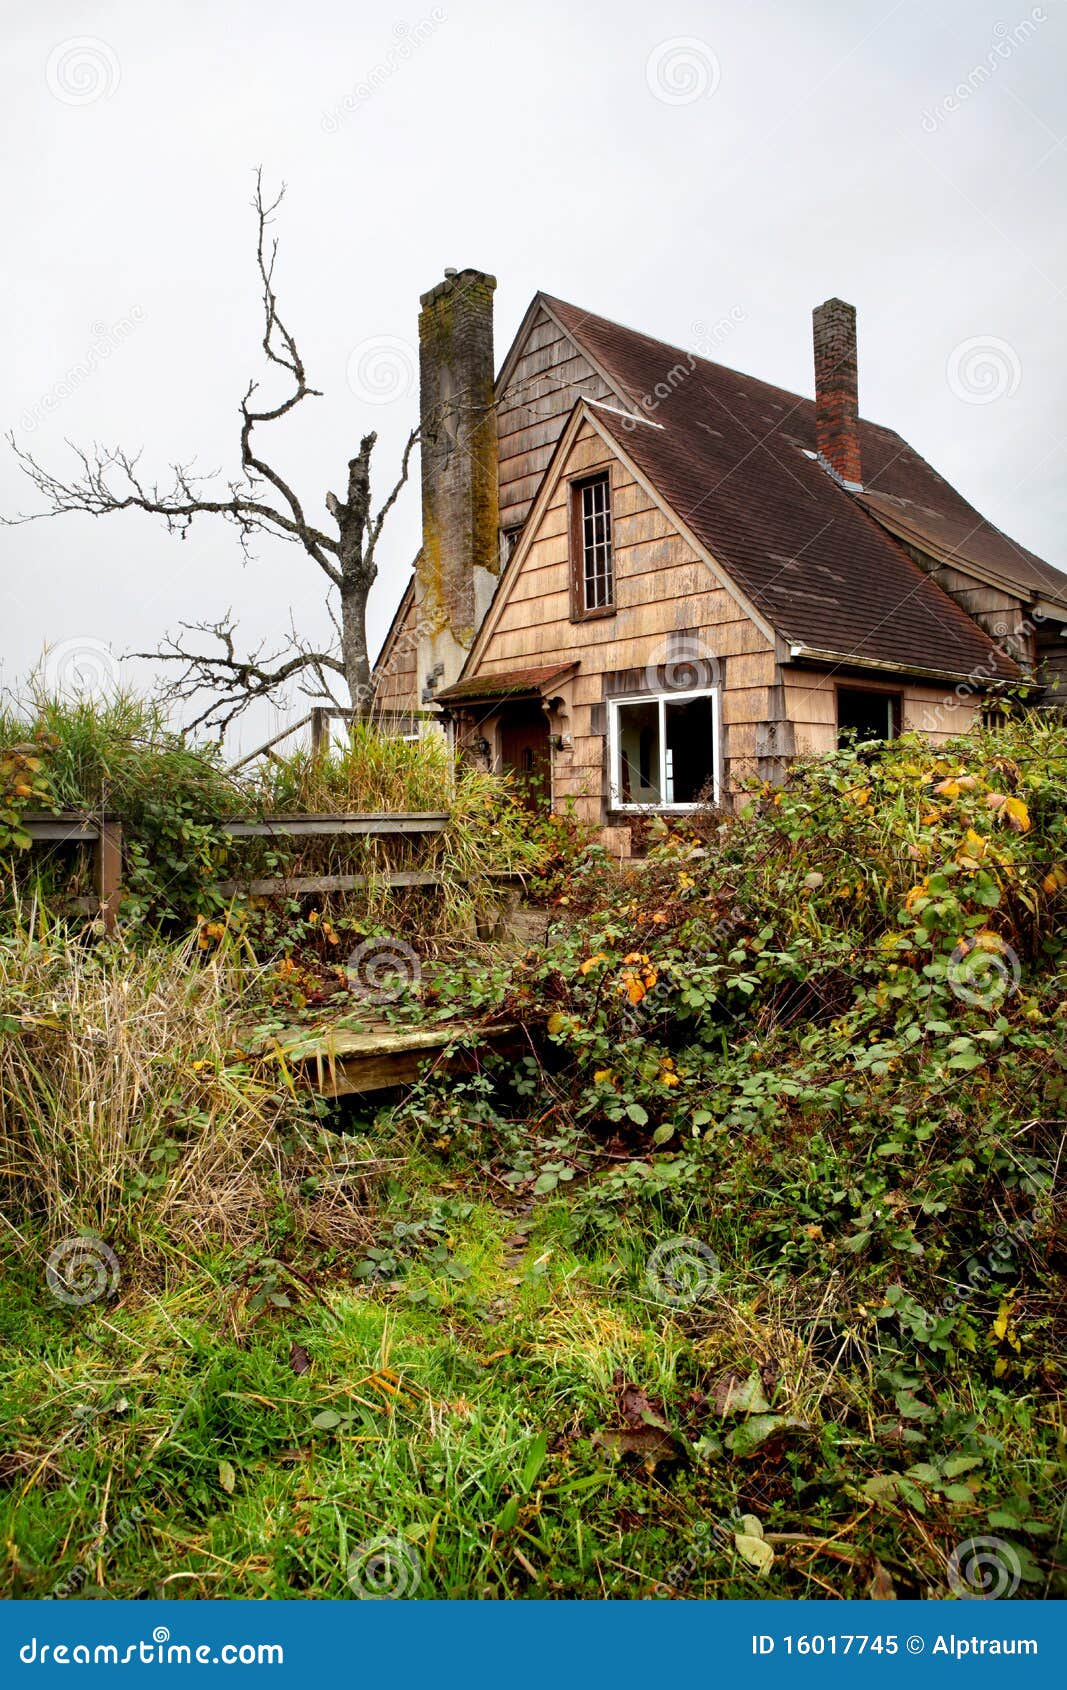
574, 474, 614, 614
608, 690, 719, 809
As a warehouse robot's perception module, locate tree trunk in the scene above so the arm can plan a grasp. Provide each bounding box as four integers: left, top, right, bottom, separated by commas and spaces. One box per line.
340, 584, 373, 720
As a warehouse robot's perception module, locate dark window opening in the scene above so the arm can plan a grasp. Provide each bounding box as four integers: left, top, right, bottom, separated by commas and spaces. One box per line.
665, 693, 717, 803
837, 688, 899, 744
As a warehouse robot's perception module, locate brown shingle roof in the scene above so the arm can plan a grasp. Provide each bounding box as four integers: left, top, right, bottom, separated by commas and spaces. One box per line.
437, 663, 577, 705
542, 295, 1060, 682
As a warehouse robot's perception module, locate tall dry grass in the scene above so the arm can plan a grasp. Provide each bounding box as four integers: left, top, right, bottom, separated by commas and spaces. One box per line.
0, 910, 372, 1266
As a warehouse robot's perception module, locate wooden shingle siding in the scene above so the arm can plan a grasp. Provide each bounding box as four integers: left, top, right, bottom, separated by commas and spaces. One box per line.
473, 415, 776, 824
496, 306, 615, 531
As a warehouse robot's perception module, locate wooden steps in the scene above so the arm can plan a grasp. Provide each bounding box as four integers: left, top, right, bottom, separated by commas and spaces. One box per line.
274, 1019, 519, 1097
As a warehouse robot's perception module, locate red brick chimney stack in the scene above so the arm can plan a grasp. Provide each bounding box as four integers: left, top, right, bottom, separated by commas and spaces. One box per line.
813, 297, 862, 489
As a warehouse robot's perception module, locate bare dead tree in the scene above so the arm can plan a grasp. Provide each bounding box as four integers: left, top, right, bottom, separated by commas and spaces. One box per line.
2, 170, 417, 735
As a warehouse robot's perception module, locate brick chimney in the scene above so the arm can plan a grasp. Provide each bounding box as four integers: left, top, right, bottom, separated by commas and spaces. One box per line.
813, 297, 862, 490
416, 267, 500, 703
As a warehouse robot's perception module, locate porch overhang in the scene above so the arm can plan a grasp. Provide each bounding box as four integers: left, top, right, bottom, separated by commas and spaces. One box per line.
435, 662, 579, 709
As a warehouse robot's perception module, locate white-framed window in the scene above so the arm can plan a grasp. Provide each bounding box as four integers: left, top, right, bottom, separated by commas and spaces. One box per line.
608, 689, 720, 810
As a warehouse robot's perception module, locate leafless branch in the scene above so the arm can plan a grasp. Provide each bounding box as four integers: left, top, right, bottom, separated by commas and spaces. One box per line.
137, 612, 346, 736
4, 166, 420, 729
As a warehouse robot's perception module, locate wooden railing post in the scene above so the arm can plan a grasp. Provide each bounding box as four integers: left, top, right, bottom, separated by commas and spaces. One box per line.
96, 819, 123, 932
310, 707, 329, 761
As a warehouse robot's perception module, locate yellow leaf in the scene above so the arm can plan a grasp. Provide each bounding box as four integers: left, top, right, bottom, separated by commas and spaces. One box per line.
934, 777, 961, 798
853, 787, 871, 807
579, 954, 607, 976
958, 828, 989, 861
905, 880, 929, 911
547, 1013, 569, 1035
593, 1069, 615, 1085
659, 1071, 680, 1087
992, 1301, 1010, 1341
1042, 865, 1067, 894
624, 977, 646, 1005
985, 792, 1029, 831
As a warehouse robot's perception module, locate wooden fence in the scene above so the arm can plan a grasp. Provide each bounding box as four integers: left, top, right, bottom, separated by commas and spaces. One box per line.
18, 809, 451, 928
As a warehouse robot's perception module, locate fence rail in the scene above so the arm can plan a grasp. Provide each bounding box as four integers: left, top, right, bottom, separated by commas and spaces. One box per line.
17, 808, 452, 924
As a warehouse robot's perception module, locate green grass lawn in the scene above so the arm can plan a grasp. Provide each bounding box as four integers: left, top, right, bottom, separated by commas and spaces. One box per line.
2, 1142, 1063, 1600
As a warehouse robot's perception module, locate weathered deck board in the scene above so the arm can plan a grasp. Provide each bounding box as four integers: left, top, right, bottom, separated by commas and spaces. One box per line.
275, 1020, 518, 1097
220, 813, 449, 838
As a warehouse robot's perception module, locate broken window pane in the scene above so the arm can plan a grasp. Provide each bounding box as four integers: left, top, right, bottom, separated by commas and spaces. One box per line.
665, 694, 717, 803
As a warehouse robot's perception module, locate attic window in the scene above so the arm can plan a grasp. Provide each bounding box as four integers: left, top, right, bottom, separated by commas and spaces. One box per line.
570, 473, 615, 619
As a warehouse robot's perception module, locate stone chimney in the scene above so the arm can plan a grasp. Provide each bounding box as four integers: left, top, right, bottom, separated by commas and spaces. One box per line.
813, 297, 862, 490
416, 267, 500, 704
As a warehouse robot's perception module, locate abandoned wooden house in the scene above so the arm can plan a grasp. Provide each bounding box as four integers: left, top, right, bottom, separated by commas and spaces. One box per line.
372, 269, 1067, 853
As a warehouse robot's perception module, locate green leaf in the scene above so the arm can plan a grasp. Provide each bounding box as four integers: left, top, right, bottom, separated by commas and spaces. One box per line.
626, 1103, 649, 1126
218, 1459, 236, 1495
495, 1495, 520, 1532
520, 1430, 549, 1493
312, 1409, 343, 1430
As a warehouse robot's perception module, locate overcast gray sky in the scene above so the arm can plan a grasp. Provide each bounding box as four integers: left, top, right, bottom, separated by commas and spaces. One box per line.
3, 0, 1064, 748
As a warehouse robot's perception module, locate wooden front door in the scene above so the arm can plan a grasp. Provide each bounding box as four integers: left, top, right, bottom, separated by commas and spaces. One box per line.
499, 705, 550, 810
